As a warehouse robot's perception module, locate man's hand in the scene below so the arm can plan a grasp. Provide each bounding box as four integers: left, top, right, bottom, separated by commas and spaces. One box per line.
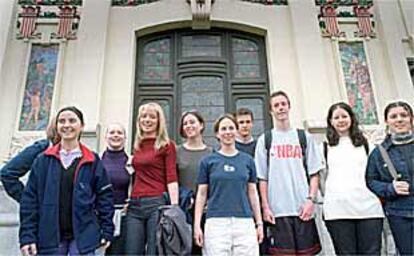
299, 199, 314, 221
262, 207, 275, 224
21, 243, 37, 256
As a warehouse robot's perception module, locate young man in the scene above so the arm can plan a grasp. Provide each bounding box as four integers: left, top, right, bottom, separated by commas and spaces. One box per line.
235, 108, 257, 157
255, 91, 324, 255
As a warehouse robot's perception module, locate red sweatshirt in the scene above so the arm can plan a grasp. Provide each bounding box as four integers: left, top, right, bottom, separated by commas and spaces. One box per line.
131, 138, 177, 198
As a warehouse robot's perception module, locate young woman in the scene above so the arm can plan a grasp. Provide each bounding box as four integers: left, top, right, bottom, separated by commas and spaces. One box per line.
177, 110, 213, 193
101, 123, 131, 255
366, 101, 414, 256
323, 102, 384, 255
177, 110, 213, 254
19, 106, 114, 256
194, 114, 263, 256
124, 102, 179, 255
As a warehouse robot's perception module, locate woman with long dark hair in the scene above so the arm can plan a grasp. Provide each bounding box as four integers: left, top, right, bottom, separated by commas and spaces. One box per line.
19, 106, 114, 255
323, 102, 384, 255
366, 101, 414, 256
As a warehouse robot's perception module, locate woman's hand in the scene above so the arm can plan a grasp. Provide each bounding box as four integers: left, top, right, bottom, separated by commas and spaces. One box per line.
256, 224, 264, 243
393, 180, 410, 195
194, 226, 204, 247
21, 243, 37, 256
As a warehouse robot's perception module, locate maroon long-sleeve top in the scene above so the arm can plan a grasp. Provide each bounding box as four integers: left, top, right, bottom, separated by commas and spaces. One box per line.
131, 138, 177, 198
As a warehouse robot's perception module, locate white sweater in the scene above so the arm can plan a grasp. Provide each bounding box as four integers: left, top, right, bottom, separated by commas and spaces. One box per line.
323, 137, 384, 220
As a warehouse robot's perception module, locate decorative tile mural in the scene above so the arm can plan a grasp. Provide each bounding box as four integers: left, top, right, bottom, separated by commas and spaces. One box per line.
339, 41, 378, 125
19, 44, 59, 131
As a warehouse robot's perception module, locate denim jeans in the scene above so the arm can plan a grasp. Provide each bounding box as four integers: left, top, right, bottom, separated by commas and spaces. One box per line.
57, 239, 104, 256
124, 196, 166, 255
387, 215, 414, 256
325, 218, 383, 255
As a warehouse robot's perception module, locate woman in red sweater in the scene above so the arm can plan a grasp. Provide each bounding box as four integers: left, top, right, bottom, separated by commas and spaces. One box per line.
124, 102, 179, 255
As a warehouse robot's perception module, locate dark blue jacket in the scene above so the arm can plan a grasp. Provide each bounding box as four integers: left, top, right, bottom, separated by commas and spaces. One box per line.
0, 139, 49, 203
19, 143, 114, 254
366, 136, 414, 217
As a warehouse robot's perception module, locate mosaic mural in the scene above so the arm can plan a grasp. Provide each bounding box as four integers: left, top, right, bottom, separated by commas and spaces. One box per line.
19, 44, 59, 131
339, 41, 378, 125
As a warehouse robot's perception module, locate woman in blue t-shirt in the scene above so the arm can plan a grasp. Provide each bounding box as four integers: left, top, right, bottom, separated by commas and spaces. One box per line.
194, 114, 263, 256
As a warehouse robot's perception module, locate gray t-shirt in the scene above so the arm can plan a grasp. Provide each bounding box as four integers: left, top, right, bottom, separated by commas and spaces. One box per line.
255, 129, 324, 217
177, 144, 213, 192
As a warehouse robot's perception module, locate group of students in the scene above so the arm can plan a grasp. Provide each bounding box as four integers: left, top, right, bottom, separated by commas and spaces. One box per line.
0, 90, 413, 256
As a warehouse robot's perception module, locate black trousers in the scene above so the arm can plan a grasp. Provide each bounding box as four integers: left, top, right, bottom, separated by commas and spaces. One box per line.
325, 218, 383, 256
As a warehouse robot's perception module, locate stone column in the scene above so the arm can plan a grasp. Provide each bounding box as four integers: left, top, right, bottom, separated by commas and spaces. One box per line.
288, 0, 332, 126
0, 1, 15, 76
58, 0, 111, 133
374, 1, 414, 105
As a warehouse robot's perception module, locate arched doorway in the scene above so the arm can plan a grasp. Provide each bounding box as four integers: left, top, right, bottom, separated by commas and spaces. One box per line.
133, 28, 270, 146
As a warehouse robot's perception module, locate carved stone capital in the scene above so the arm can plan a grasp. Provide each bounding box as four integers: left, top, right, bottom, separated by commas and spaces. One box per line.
188, 0, 214, 30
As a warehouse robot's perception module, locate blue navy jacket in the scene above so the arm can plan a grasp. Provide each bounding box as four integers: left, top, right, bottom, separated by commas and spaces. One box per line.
366, 136, 414, 217
19, 143, 114, 254
0, 139, 49, 203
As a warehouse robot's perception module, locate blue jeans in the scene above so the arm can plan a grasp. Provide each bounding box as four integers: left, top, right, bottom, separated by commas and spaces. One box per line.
387, 215, 414, 256
57, 239, 104, 255
124, 196, 166, 255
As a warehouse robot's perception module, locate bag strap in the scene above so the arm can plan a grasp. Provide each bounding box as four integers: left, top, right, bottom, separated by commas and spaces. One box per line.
297, 129, 309, 183
378, 145, 400, 180
264, 129, 272, 168
363, 140, 369, 155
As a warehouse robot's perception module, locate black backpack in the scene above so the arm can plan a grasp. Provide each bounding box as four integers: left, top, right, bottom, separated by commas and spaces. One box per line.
264, 129, 309, 183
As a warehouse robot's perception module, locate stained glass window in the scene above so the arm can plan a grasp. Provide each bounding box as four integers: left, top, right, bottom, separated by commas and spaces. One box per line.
181, 76, 225, 147
19, 44, 59, 131
182, 35, 221, 57
141, 38, 171, 80
232, 38, 260, 78
339, 41, 378, 125
407, 58, 414, 87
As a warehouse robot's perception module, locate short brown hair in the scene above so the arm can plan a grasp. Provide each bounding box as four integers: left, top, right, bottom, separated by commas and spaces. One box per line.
235, 107, 254, 120
269, 90, 290, 108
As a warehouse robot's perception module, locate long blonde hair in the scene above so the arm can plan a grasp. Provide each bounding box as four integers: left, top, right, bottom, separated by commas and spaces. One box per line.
133, 102, 170, 151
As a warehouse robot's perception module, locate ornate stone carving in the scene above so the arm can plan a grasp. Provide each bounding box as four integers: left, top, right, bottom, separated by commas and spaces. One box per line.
240, 0, 288, 5
2, 135, 43, 164
316, 0, 375, 39
111, 0, 160, 6
187, 0, 213, 30
16, 0, 82, 41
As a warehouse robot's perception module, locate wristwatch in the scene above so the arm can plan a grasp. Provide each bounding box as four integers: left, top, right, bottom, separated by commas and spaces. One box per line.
255, 221, 263, 228
306, 195, 317, 204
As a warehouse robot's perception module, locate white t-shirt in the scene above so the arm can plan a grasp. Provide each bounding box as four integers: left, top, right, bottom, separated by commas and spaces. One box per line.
323, 137, 384, 220
255, 129, 324, 217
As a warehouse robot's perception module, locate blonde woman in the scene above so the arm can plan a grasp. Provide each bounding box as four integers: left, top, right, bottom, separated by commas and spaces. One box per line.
101, 123, 131, 255
124, 102, 179, 255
